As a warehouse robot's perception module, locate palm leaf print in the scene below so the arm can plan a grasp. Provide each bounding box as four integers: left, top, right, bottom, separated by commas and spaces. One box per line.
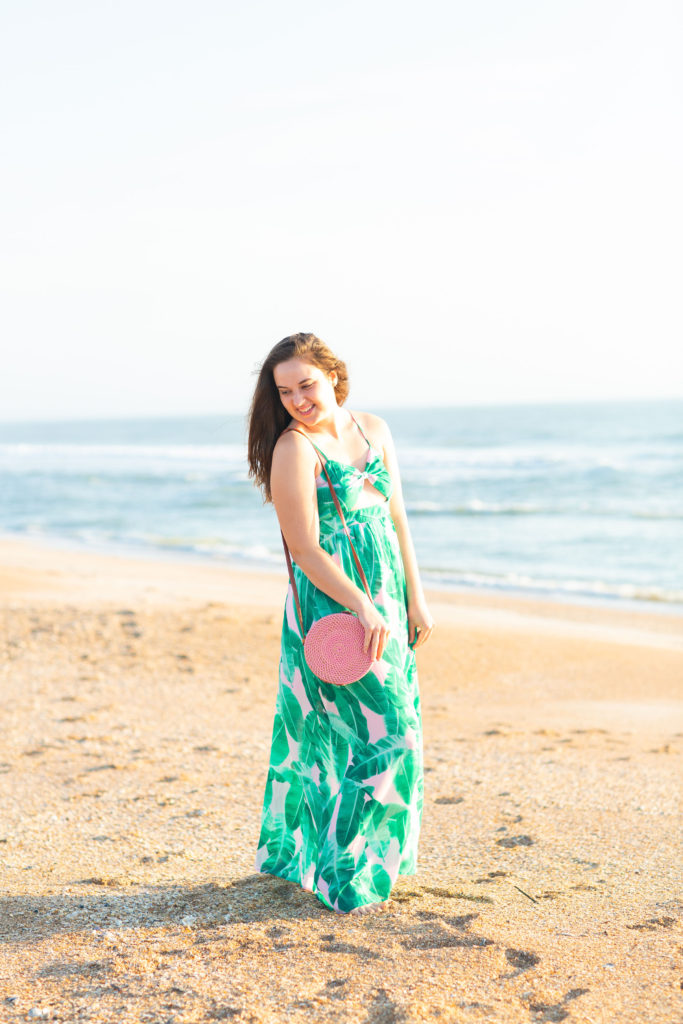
335, 782, 367, 848
279, 684, 304, 741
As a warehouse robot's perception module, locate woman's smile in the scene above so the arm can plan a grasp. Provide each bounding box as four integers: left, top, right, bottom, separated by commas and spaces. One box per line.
273, 358, 340, 428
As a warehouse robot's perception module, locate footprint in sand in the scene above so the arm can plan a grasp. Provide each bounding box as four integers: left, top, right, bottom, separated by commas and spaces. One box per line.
402, 928, 493, 951
474, 871, 509, 883
626, 916, 676, 930
401, 910, 493, 951
420, 886, 493, 904
445, 913, 479, 929
505, 948, 540, 972
526, 987, 590, 1021
496, 834, 535, 848
320, 936, 380, 959
321, 978, 348, 1000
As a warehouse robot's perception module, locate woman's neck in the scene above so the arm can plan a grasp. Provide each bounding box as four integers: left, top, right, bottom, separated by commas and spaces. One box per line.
293, 406, 351, 441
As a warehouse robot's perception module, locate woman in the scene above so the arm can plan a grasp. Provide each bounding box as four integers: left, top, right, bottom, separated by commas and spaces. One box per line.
247, 333, 434, 915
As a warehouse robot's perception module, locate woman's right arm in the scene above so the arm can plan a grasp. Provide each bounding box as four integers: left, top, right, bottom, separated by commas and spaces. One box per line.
271, 431, 390, 661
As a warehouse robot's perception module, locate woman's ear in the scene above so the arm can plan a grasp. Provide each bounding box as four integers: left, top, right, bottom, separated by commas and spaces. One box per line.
330, 371, 338, 388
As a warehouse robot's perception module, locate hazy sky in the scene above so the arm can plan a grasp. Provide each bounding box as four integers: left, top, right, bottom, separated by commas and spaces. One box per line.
1, 0, 681, 420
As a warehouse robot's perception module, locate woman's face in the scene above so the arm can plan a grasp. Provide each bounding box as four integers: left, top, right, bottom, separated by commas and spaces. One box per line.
273, 358, 338, 428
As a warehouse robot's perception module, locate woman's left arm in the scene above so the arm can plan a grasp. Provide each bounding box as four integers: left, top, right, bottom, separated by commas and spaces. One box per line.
372, 415, 435, 650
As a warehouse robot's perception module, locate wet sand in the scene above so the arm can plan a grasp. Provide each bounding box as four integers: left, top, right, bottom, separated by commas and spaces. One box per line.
0, 536, 681, 1023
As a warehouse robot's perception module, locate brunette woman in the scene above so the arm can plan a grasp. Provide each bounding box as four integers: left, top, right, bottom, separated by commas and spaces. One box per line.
248, 333, 433, 914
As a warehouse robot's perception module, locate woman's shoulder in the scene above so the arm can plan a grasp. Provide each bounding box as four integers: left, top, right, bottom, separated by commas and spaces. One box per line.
272, 424, 318, 465
349, 409, 391, 444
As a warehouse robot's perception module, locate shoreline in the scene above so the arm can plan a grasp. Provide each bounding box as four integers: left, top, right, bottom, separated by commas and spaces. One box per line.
3, 528, 683, 626
2, 534, 683, 655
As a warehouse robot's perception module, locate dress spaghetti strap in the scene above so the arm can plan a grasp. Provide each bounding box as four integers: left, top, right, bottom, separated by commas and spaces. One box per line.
285, 414, 372, 461
349, 412, 372, 447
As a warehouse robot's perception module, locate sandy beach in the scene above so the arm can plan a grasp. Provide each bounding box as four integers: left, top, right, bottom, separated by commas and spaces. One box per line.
0, 535, 681, 1024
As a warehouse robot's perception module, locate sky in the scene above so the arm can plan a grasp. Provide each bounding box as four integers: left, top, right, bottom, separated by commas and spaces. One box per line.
1, 0, 681, 420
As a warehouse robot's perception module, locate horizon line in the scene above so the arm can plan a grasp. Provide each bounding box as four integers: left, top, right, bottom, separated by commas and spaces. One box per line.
1, 393, 683, 426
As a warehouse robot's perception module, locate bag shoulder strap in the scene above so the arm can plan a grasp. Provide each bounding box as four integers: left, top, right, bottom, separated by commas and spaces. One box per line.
282, 426, 327, 460
278, 431, 374, 640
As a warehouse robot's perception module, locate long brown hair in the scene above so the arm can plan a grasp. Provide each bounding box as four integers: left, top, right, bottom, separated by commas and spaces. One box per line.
247, 333, 349, 502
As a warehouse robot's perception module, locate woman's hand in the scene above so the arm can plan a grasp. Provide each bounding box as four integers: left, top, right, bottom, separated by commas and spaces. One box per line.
407, 595, 434, 650
357, 598, 391, 662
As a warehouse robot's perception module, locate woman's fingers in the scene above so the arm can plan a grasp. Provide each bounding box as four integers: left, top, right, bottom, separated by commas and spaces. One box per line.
371, 627, 384, 661
363, 625, 375, 657
363, 613, 435, 659
363, 623, 390, 661
411, 623, 435, 649
376, 626, 390, 661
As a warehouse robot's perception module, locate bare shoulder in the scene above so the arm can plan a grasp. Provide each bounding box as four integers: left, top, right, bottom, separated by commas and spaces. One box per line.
350, 409, 392, 447
272, 427, 318, 471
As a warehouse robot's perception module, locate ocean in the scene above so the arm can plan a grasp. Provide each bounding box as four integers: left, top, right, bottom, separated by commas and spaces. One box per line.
1, 399, 682, 611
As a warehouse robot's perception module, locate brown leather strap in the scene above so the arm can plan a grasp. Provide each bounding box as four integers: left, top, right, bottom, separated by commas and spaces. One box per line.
280, 430, 375, 637
281, 529, 307, 638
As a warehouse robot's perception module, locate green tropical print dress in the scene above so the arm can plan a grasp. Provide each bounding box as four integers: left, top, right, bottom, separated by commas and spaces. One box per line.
254, 416, 424, 913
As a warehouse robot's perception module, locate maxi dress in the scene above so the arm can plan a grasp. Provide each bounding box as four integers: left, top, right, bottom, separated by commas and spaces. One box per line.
254, 418, 424, 913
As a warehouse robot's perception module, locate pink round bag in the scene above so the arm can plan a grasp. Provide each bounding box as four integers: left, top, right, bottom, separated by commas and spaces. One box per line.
303, 612, 374, 686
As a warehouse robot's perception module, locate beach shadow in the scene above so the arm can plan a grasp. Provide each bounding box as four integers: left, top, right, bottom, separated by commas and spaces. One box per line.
0, 874, 331, 944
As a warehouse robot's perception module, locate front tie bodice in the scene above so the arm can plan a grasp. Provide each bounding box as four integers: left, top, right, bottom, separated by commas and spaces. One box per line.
283, 416, 394, 537
315, 447, 393, 533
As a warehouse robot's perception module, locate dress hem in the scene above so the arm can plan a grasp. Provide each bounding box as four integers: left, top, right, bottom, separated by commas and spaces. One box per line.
255, 864, 419, 913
